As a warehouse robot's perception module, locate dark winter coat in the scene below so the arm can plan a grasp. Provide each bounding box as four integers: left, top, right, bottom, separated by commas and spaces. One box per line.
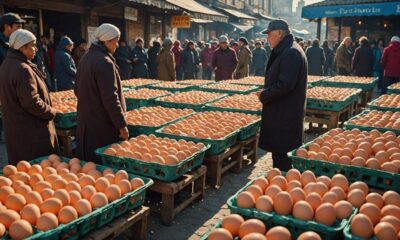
252, 47, 268, 76
372, 46, 383, 72
114, 45, 132, 80
306, 44, 325, 75
75, 42, 127, 163
0, 32, 8, 66
157, 47, 175, 81
259, 34, 308, 153
236, 45, 252, 78
200, 47, 213, 69
323, 46, 334, 70
131, 46, 148, 78
181, 47, 197, 79
55, 37, 76, 91
212, 47, 238, 81
382, 42, 400, 77
172, 44, 182, 67
147, 42, 161, 79
335, 44, 352, 73
352, 43, 374, 77
0, 49, 57, 165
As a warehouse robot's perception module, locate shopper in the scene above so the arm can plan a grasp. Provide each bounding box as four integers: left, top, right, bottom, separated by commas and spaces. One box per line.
305, 39, 325, 76
335, 37, 353, 75
0, 13, 24, 66
172, 40, 183, 80
131, 38, 148, 78
147, 40, 161, 79
212, 35, 238, 81
252, 41, 268, 76
371, 40, 383, 90
181, 41, 197, 80
75, 23, 128, 163
200, 43, 213, 80
157, 38, 176, 81
322, 40, 334, 76
381, 36, 400, 94
352, 36, 374, 77
114, 39, 132, 80
256, 19, 308, 171
72, 38, 87, 65
236, 37, 252, 79
0, 29, 57, 165
55, 36, 76, 91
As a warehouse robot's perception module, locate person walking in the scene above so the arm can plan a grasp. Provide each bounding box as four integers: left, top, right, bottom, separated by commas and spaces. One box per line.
322, 40, 334, 76
131, 38, 148, 78
371, 40, 384, 90
55, 36, 76, 91
181, 41, 197, 80
306, 39, 325, 76
381, 36, 400, 94
200, 43, 213, 80
352, 36, 374, 77
147, 40, 161, 79
235, 37, 252, 79
114, 39, 132, 80
75, 23, 128, 163
157, 38, 176, 81
335, 37, 353, 75
0, 29, 57, 165
212, 35, 238, 81
256, 19, 308, 171
172, 40, 183, 80
0, 13, 24, 66
72, 38, 87, 65
252, 41, 268, 76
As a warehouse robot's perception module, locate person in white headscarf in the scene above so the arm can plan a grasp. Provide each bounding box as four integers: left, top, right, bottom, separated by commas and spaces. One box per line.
0, 29, 57, 165
75, 23, 128, 163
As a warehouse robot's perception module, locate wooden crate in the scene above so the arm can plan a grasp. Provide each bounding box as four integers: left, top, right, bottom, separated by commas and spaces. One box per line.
240, 134, 259, 165
359, 89, 374, 110
305, 104, 353, 133
203, 142, 243, 189
147, 165, 207, 226
83, 206, 149, 240
56, 127, 76, 157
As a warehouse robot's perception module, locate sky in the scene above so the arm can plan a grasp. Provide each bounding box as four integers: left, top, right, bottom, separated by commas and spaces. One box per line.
293, 0, 323, 10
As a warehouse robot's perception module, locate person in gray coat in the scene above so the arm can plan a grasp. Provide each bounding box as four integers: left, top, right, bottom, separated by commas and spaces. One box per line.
181, 41, 197, 79
131, 38, 148, 78
305, 39, 325, 76
252, 41, 268, 76
55, 36, 77, 91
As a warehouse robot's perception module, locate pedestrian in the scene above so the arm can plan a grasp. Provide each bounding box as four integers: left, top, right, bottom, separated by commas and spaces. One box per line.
352, 36, 374, 77
200, 43, 213, 80
0, 13, 24, 66
381, 36, 400, 94
212, 35, 238, 81
72, 38, 87, 65
147, 40, 161, 79
210, 40, 218, 52
252, 41, 268, 76
232, 41, 239, 53
55, 36, 76, 91
181, 41, 197, 79
157, 38, 176, 81
322, 40, 334, 76
371, 40, 384, 90
75, 23, 128, 163
305, 39, 325, 76
235, 37, 252, 79
33, 36, 51, 89
193, 44, 201, 79
114, 39, 132, 80
0, 29, 57, 165
256, 19, 307, 171
172, 40, 183, 80
334, 37, 353, 75
131, 38, 148, 78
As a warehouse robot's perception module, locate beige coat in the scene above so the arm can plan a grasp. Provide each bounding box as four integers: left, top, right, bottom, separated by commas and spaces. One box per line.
157, 47, 176, 81
235, 45, 252, 79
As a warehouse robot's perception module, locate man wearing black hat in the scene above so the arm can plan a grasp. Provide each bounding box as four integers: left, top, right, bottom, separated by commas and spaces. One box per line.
236, 37, 252, 79
256, 19, 308, 171
0, 13, 25, 66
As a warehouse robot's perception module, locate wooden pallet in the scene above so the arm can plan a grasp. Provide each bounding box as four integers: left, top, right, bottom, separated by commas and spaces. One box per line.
203, 142, 243, 189
305, 104, 353, 133
240, 134, 259, 165
83, 206, 149, 240
56, 127, 76, 157
147, 165, 207, 226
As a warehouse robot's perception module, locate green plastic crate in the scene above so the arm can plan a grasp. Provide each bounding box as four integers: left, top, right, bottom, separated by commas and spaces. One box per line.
367, 97, 400, 112
238, 119, 261, 141
154, 94, 227, 111
203, 104, 262, 115
125, 93, 172, 111
95, 143, 209, 181
306, 89, 361, 111
199, 84, 259, 95
54, 112, 77, 129
387, 88, 400, 94
147, 83, 196, 92
320, 77, 378, 91
227, 179, 356, 240
344, 110, 400, 135
155, 127, 238, 155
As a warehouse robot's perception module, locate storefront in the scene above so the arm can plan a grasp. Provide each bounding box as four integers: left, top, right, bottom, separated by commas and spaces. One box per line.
215, 7, 258, 40
302, 0, 400, 45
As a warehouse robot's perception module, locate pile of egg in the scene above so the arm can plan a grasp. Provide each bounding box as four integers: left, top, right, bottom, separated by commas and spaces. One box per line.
325, 76, 376, 84
158, 91, 225, 105
201, 83, 257, 92
121, 79, 160, 87
307, 87, 360, 101
224, 77, 264, 86
177, 79, 214, 86
125, 106, 193, 127
370, 94, 400, 109
52, 99, 77, 114
348, 111, 400, 130
124, 88, 170, 100
210, 94, 262, 112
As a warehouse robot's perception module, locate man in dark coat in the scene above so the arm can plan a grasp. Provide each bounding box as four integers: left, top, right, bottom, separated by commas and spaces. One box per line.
131, 38, 148, 78
381, 36, 400, 94
172, 40, 183, 80
147, 40, 161, 79
0, 13, 24, 66
114, 39, 132, 80
256, 20, 308, 171
55, 36, 77, 91
212, 35, 238, 81
75, 23, 128, 163
306, 39, 325, 76
252, 41, 268, 76
181, 41, 197, 80
200, 43, 213, 80
0, 29, 57, 165
352, 36, 374, 77
322, 40, 334, 76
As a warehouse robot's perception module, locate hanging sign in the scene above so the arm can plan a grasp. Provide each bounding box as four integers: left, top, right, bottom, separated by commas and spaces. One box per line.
171, 15, 191, 28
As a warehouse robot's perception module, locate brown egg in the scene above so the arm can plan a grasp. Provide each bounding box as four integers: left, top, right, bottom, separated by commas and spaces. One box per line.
0, 176, 12, 187
273, 191, 293, 215
265, 226, 291, 240
69, 190, 82, 206
300, 171, 316, 187
330, 186, 346, 201
316, 176, 331, 188
33, 181, 52, 192
105, 184, 122, 202
40, 197, 63, 214
36, 212, 58, 231
239, 219, 266, 238
0, 209, 21, 228
242, 232, 266, 240
285, 169, 301, 182
381, 205, 400, 219
90, 192, 108, 209
270, 176, 288, 191
0, 186, 15, 203
208, 228, 233, 240
64, 173, 79, 182
221, 214, 245, 237
3, 165, 18, 177
102, 168, 114, 176
266, 168, 281, 182
87, 170, 102, 180
40, 188, 55, 200
95, 177, 110, 193
58, 206, 78, 224
297, 231, 321, 240
381, 162, 398, 173
360, 203, 381, 226
322, 191, 338, 205
237, 191, 255, 209
380, 215, 400, 232
347, 189, 366, 208
69, 158, 81, 166
79, 175, 95, 188
17, 161, 31, 173
330, 174, 349, 192
81, 162, 96, 174
9, 219, 33, 240
366, 158, 380, 169
25, 191, 43, 206
293, 200, 314, 221
287, 180, 302, 192
53, 189, 71, 206
20, 203, 40, 225
382, 191, 400, 207
246, 185, 263, 200
65, 181, 81, 192
374, 222, 397, 240
42, 167, 57, 178
104, 174, 115, 184
118, 179, 132, 195
315, 203, 336, 226
255, 195, 274, 213
252, 178, 269, 191
289, 187, 306, 204
351, 213, 374, 238
115, 170, 129, 184
29, 173, 44, 186
74, 199, 92, 216
305, 192, 322, 211
81, 185, 97, 200
5, 193, 26, 212
334, 200, 353, 220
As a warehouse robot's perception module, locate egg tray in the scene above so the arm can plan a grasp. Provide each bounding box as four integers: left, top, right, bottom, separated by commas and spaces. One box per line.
237, 118, 262, 141
125, 93, 173, 111
95, 143, 210, 182
320, 77, 378, 91
204, 101, 262, 116
199, 84, 260, 96
176, 80, 215, 87
54, 112, 77, 129
227, 179, 357, 240
0, 156, 154, 240
307, 77, 327, 88
306, 89, 361, 111
121, 80, 161, 90
153, 94, 228, 111
387, 88, 400, 94
344, 110, 400, 136
224, 79, 264, 86
147, 83, 197, 93
367, 97, 400, 112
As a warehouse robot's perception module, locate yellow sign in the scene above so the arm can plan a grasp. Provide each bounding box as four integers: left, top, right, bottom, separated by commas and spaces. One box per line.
171, 16, 191, 28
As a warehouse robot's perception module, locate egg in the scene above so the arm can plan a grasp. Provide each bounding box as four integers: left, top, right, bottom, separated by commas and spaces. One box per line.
5, 193, 26, 211
360, 203, 381, 225
37, 212, 59, 231
115, 170, 129, 184
130, 178, 145, 190
118, 179, 132, 195
315, 203, 336, 226
316, 176, 331, 188
289, 187, 306, 203
65, 181, 82, 192
347, 189, 366, 208
95, 177, 110, 193
246, 185, 263, 200
382, 191, 400, 207
64, 173, 79, 182
25, 191, 43, 206
87, 170, 102, 180
239, 219, 266, 239
380, 215, 400, 232
242, 232, 266, 240
255, 195, 274, 213
29, 173, 44, 186
0, 223, 4, 237
300, 171, 316, 186
297, 231, 322, 240
293, 200, 314, 221
79, 175, 95, 187
69, 190, 82, 206
104, 174, 115, 184
330, 174, 349, 192
374, 222, 397, 240
287, 180, 302, 192
74, 199, 92, 216
90, 192, 108, 209
381, 205, 400, 219
102, 168, 114, 176
40, 188, 55, 200
40, 197, 63, 214
273, 191, 293, 215
3, 165, 18, 177
266, 168, 281, 182
221, 214, 244, 237
285, 169, 301, 182
17, 161, 31, 173
58, 206, 78, 224
334, 200, 353, 220
265, 185, 282, 199
265, 226, 291, 240
9, 219, 33, 240
0, 186, 15, 203
0, 176, 12, 187
105, 184, 122, 202
208, 228, 233, 240
322, 191, 338, 205
81, 162, 96, 173
33, 181, 52, 192
237, 191, 255, 209
351, 213, 374, 238
270, 176, 288, 191
53, 189, 71, 206
305, 192, 322, 211
0, 209, 21, 228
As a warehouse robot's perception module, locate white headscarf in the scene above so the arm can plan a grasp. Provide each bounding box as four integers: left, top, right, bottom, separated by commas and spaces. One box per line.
391, 36, 400, 43
9, 29, 36, 50
94, 23, 120, 42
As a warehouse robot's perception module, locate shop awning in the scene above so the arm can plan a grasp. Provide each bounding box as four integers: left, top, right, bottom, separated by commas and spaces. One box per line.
128, 0, 180, 10
292, 29, 311, 35
216, 7, 257, 20
302, 0, 400, 19
191, 18, 213, 24
255, 13, 278, 21
230, 23, 254, 32
166, 0, 228, 22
